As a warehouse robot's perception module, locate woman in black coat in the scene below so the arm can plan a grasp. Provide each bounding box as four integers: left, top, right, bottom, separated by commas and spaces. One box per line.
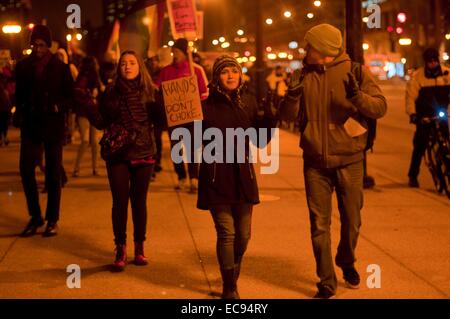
198, 55, 277, 298
86, 51, 159, 271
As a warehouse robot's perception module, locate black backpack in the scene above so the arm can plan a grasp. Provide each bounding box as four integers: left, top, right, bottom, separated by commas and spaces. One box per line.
351, 62, 377, 152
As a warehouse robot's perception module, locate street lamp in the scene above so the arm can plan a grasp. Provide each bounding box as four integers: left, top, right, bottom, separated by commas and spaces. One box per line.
363, 43, 369, 50
307, 13, 314, 19
284, 11, 292, 18
219, 37, 225, 42
446, 33, 450, 40
2, 25, 22, 34
314, 1, 322, 7
265, 18, 273, 25
76, 33, 83, 41
212, 39, 219, 45
399, 38, 412, 46
66, 34, 72, 42
237, 29, 244, 36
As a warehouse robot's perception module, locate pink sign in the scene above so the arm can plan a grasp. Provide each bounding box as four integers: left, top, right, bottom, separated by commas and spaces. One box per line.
167, 0, 198, 39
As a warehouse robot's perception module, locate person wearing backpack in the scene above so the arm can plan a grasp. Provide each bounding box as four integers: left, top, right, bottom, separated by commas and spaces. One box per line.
279, 24, 387, 298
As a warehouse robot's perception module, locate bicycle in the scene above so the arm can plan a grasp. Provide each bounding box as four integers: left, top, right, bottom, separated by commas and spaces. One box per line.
422, 110, 450, 198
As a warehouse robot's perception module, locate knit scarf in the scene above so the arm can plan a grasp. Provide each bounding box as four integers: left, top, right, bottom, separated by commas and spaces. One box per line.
116, 76, 148, 125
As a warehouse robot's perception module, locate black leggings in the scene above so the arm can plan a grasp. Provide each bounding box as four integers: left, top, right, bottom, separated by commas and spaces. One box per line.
106, 161, 154, 245
210, 204, 253, 270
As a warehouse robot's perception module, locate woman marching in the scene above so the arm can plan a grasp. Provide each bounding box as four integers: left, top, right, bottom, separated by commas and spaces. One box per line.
84, 51, 159, 271
197, 56, 277, 299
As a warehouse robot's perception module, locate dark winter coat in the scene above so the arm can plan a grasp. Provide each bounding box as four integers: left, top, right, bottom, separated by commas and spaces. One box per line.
87, 84, 161, 163
197, 88, 277, 210
14, 53, 74, 143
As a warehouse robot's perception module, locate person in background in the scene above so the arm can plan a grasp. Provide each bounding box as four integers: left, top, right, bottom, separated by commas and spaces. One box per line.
0, 75, 11, 146
72, 56, 104, 177
14, 25, 74, 237
405, 48, 450, 188
154, 38, 209, 193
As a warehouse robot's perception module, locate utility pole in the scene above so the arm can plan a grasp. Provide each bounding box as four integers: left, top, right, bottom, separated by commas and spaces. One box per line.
345, 0, 364, 64
254, 0, 265, 106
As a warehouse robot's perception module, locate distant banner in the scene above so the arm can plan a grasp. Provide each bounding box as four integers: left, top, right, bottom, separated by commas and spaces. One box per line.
162, 75, 203, 127
166, 0, 198, 40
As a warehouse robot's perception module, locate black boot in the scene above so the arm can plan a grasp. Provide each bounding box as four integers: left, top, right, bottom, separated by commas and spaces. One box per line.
233, 257, 243, 299
220, 268, 238, 299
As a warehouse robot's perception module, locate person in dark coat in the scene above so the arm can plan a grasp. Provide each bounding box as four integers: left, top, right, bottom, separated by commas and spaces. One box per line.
13, 25, 74, 237
84, 51, 160, 271
0, 77, 11, 146
198, 55, 277, 299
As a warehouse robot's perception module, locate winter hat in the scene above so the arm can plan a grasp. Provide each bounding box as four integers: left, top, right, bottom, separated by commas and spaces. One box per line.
304, 24, 343, 57
172, 38, 188, 56
212, 55, 242, 85
423, 48, 439, 62
30, 25, 52, 48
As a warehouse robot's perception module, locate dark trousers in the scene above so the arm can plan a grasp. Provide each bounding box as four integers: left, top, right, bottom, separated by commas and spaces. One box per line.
0, 111, 10, 138
154, 126, 163, 166
408, 125, 431, 179
304, 161, 363, 292
169, 122, 199, 180
106, 161, 154, 245
210, 204, 253, 270
19, 137, 63, 222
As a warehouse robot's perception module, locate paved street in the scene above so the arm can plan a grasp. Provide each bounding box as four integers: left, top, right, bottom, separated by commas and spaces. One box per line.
0, 81, 449, 299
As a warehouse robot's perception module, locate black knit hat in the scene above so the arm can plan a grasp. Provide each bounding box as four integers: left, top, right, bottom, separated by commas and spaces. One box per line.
31, 25, 52, 48
212, 55, 242, 85
172, 38, 188, 56
423, 48, 439, 62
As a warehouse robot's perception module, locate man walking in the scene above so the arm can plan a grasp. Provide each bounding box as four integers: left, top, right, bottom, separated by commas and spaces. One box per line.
14, 25, 74, 237
280, 24, 387, 298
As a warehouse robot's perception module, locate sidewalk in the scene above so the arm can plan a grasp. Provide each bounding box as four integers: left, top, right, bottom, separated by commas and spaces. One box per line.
0, 125, 449, 299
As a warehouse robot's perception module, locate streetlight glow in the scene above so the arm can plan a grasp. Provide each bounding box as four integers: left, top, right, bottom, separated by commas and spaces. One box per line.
168, 40, 174, 46
66, 34, 72, 42
221, 42, 230, 48
362, 43, 370, 50
284, 11, 292, 18
314, 1, 322, 7
212, 39, 219, 45
265, 18, 273, 25
76, 33, 83, 41
267, 53, 277, 60
399, 38, 412, 46
445, 33, 450, 40
307, 13, 314, 19
219, 37, 225, 42
362, 17, 369, 23
401, 58, 407, 64
237, 29, 244, 36
2, 25, 22, 34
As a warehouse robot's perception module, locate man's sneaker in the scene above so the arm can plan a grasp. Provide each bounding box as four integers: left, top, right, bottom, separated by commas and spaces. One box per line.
313, 285, 335, 299
408, 177, 419, 188
343, 267, 360, 289
174, 179, 187, 191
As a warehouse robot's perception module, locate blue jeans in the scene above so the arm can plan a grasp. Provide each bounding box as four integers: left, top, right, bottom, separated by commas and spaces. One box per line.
304, 160, 363, 292
210, 204, 253, 270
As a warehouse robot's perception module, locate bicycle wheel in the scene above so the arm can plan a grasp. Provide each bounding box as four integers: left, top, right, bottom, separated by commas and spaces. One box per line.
425, 142, 448, 195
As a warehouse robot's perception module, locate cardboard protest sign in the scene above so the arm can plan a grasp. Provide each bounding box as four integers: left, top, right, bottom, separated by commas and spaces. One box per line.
166, 0, 198, 40
161, 75, 203, 127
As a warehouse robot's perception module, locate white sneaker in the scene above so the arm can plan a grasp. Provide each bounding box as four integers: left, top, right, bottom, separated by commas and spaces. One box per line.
189, 178, 198, 193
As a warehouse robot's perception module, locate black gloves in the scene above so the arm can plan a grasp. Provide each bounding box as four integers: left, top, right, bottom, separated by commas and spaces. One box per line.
287, 70, 304, 97
344, 72, 360, 99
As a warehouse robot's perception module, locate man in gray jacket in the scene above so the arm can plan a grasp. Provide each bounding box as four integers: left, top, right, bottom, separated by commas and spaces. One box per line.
280, 24, 387, 298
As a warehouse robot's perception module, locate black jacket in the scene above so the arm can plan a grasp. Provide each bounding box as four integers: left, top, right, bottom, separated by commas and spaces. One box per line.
88, 85, 161, 163
14, 53, 74, 143
197, 89, 277, 210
